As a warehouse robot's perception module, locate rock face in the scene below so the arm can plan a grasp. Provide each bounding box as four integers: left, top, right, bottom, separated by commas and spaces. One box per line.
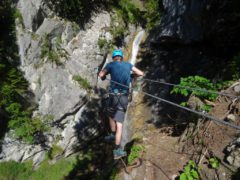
153, 0, 208, 44
225, 138, 240, 168
141, 0, 240, 126
0, 137, 45, 165
0, 0, 111, 164
153, 0, 240, 46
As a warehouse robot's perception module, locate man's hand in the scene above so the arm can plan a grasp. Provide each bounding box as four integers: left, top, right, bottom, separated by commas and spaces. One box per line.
99, 69, 108, 81
101, 75, 106, 80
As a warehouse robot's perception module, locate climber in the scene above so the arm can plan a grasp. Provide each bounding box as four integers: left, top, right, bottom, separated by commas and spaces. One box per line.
99, 49, 144, 159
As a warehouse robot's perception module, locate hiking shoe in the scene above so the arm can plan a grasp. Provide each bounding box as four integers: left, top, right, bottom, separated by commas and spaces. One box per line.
113, 148, 127, 159
104, 134, 115, 143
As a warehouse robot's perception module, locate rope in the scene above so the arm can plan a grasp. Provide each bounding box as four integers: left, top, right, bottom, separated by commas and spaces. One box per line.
104, 77, 240, 130
143, 78, 240, 99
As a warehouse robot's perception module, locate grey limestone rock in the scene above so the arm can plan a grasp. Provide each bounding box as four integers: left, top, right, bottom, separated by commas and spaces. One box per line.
0, 136, 45, 164
0, 0, 111, 163
225, 137, 240, 167
234, 85, 240, 94
153, 0, 207, 44
17, 0, 48, 31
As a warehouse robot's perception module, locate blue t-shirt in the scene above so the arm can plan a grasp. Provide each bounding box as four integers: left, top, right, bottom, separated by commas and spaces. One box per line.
104, 61, 133, 91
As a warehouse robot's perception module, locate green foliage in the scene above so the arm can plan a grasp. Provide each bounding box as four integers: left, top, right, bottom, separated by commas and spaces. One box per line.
48, 144, 64, 159
109, 167, 119, 180
13, 9, 24, 26
232, 168, 240, 180
127, 145, 144, 165
117, 0, 141, 24
0, 156, 77, 180
180, 160, 200, 180
111, 0, 162, 30
200, 104, 212, 112
180, 102, 188, 107
143, 0, 162, 29
48, 51, 62, 65
45, 0, 109, 28
45, 0, 162, 30
0, 51, 47, 144
41, 34, 50, 58
229, 53, 240, 80
7, 105, 49, 144
98, 37, 110, 50
171, 76, 223, 112
0, 1, 45, 143
209, 157, 220, 169
32, 33, 40, 41
171, 76, 219, 101
73, 75, 92, 90
0, 160, 32, 180
0, 147, 101, 179
109, 12, 128, 44
40, 34, 68, 66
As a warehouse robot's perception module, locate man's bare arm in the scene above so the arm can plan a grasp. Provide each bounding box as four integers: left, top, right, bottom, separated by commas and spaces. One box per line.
132, 67, 144, 76
99, 69, 108, 80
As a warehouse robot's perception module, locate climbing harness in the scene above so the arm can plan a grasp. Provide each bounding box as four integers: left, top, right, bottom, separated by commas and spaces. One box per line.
107, 90, 129, 110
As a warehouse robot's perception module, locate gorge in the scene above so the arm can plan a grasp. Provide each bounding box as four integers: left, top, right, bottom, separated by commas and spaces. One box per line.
0, 0, 240, 179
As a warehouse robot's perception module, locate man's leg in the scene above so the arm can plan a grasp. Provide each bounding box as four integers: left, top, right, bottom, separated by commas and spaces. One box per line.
115, 121, 122, 146
104, 117, 116, 142
113, 121, 126, 159
109, 117, 116, 133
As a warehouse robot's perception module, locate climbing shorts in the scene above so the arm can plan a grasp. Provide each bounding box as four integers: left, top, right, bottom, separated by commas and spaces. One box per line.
106, 93, 129, 123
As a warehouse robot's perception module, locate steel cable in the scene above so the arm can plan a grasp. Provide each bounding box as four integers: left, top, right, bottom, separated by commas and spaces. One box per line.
143, 78, 239, 99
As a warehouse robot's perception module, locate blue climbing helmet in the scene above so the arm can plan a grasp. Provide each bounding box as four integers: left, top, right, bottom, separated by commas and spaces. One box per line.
112, 49, 123, 59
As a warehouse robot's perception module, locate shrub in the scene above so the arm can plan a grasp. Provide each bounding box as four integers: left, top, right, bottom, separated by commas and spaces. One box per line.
40, 34, 68, 66
209, 157, 220, 169
109, 12, 128, 45
111, 0, 163, 30
171, 76, 219, 101
143, 0, 162, 30
32, 33, 40, 41
73, 75, 92, 90
171, 76, 222, 112
127, 145, 144, 165
0, 157, 77, 180
7, 105, 49, 144
13, 9, 24, 26
0, 2, 48, 143
98, 37, 109, 49
109, 167, 119, 180
180, 160, 200, 180
118, 0, 141, 24
41, 34, 50, 59
45, 0, 109, 28
48, 144, 64, 159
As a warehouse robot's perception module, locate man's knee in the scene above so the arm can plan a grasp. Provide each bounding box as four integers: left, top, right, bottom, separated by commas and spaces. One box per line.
116, 122, 123, 129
